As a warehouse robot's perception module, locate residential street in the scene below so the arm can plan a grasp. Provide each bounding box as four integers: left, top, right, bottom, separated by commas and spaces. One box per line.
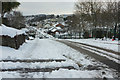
1, 0, 120, 79
57, 40, 120, 73
0, 38, 119, 78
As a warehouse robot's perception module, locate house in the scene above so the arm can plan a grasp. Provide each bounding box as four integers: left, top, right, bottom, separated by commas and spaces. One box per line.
56, 17, 64, 23
47, 23, 64, 37
44, 23, 53, 29
56, 23, 64, 28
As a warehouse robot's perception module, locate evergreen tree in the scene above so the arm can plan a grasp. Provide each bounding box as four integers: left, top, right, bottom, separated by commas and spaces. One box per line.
2, 2, 20, 17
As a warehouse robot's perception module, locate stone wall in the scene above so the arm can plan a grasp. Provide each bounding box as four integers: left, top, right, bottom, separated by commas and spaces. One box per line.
0, 34, 26, 49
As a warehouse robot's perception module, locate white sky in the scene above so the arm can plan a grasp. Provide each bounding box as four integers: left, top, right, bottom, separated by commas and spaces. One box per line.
16, 2, 75, 15
15, 0, 119, 15
17, 0, 77, 2
16, 1, 76, 15
17, 0, 119, 2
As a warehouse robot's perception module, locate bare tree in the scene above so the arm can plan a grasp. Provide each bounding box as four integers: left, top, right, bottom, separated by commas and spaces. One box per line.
7, 11, 26, 29
74, 1, 103, 38
73, 0, 119, 39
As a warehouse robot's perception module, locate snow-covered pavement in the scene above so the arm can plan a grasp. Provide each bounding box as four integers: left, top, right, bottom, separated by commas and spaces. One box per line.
0, 38, 118, 78
67, 39, 119, 52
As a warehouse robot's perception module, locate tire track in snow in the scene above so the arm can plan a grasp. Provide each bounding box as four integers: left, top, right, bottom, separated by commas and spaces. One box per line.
57, 40, 120, 72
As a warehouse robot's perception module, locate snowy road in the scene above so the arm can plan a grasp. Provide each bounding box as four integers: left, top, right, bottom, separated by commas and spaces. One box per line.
0, 38, 119, 78
57, 40, 120, 72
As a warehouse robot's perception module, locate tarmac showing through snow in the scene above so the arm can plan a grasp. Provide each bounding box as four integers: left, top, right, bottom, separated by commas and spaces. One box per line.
0, 38, 119, 78
57, 39, 120, 76
64, 39, 120, 65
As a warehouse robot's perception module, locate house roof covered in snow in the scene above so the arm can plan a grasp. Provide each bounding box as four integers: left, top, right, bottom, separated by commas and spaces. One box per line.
51, 27, 62, 32
56, 23, 64, 27
0, 24, 25, 37
51, 28, 57, 32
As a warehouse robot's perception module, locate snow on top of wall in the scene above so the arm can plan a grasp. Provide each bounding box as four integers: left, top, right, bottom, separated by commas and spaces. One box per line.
21, 28, 29, 32
0, 24, 25, 37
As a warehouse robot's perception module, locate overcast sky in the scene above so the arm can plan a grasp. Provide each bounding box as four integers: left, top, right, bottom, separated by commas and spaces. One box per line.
16, 0, 77, 15
16, 0, 115, 15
